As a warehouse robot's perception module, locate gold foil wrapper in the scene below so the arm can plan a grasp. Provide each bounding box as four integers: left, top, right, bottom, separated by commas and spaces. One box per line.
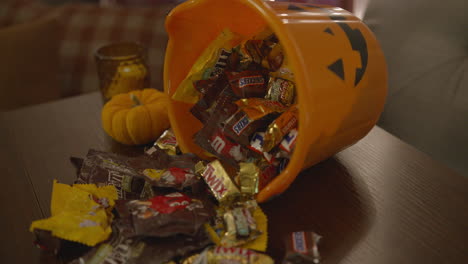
235, 98, 287, 120
201, 160, 240, 204
265, 77, 295, 106
203, 246, 274, 264
154, 129, 178, 156
238, 162, 260, 195
263, 106, 299, 152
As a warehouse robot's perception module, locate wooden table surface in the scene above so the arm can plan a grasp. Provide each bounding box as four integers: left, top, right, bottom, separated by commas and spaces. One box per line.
1, 92, 467, 264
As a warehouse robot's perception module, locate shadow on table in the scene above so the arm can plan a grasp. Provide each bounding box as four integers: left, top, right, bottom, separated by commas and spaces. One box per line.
262, 157, 375, 263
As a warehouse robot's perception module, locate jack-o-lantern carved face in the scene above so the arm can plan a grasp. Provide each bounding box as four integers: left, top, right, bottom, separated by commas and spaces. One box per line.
287, 4, 369, 89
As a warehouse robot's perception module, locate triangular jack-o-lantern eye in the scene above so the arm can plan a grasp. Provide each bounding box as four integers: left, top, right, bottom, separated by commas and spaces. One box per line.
328, 59, 345, 80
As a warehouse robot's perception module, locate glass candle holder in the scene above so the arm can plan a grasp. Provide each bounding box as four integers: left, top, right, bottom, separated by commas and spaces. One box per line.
95, 42, 150, 101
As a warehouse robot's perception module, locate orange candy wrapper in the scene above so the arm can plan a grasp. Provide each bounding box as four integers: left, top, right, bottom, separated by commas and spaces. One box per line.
30, 180, 117, 246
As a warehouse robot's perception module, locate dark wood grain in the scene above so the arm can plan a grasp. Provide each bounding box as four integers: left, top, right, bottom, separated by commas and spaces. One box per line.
1, 92, 467, 263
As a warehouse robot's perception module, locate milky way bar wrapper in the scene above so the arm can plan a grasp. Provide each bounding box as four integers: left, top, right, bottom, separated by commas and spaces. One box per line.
263, 106, 299, 152
226, 70, 268, 98
116, 192, 213, 238
265, 77, 295, 106
200, 160, 240, 204
283, 231, 322, 264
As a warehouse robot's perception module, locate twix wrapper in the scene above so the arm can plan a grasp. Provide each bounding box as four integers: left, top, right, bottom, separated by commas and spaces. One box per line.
263, 105, 299, 152
199, 160, 240, 204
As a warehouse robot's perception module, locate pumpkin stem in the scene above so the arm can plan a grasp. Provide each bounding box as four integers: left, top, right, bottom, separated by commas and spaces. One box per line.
130, 93, 142, 107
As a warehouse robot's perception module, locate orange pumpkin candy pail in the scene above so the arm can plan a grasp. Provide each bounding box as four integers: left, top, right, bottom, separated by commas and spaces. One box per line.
163, 0, 387, 202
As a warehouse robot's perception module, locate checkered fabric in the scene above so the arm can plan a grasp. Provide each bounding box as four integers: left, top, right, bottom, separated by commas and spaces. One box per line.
0, 0, 174, 97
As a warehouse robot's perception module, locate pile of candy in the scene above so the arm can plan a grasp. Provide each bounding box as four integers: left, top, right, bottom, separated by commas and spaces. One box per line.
30, 28, 321, 264
174, 28, 298, 200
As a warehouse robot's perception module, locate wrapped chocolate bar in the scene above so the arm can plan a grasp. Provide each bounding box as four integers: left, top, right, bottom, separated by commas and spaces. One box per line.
198, 160, 241, 204
172, 29, 242, 104
258, 161, 278, 190
226, 70, 268, 98
222, 99, 286, 146
146, 129, 179, 156
280, 128, 298, 154
283, 231, 322, 264
220, 205, 262, 247
238, 162, 260, 196
116, 192, 213, 238
79, 150, 201, 195
142, 167, 197, 190
69, 220, 212, 264
263, 105, 299, 152
194, 122, 248, 167
265, 77, 295, 106
77, 149, 146, 199
187, 246, 274, 264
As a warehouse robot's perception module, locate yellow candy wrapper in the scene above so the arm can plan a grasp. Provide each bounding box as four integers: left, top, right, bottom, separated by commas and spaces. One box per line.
205, 204, 268, 252
30, 180, 117, 246
172, 29, 242, 104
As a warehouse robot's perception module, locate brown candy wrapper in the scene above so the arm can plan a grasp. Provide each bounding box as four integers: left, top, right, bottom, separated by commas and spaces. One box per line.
77, 149, 198, 199
194, 121, 248, 167
283, 231, 322, 264
262, 42, 284, 71
265, 77, 295, 106
222, 98, 286, 146
116, 192, 213, 238
263, 106, 299, 152
69, 219, 212, 264
226, 70, 268, 98
76, 149, 146, 199
199, 160, 240, 204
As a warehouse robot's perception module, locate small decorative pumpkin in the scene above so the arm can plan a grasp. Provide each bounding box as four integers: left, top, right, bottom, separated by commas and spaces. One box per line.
102, 89, 170, 145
